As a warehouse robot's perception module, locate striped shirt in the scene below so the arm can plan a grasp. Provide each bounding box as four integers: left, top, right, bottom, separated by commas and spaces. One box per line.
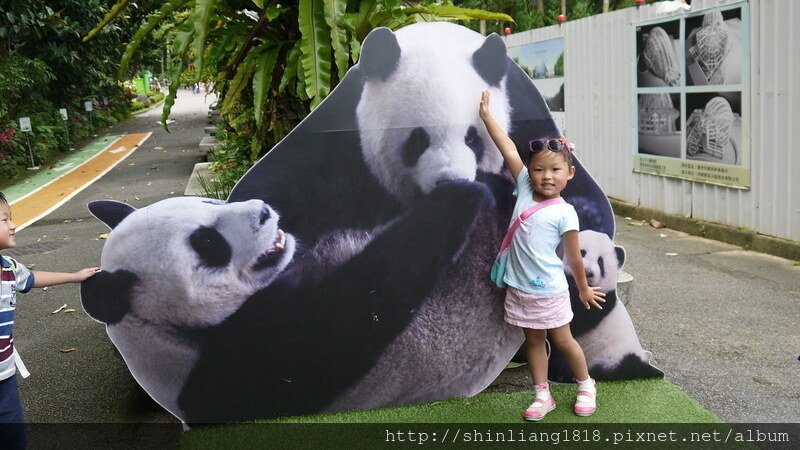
1, 255, 35, 381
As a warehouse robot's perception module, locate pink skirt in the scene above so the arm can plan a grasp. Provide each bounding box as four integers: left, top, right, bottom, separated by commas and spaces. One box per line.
504, 287, 573, 330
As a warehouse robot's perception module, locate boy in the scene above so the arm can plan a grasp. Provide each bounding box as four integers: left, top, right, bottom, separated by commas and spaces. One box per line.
1, 192, 98, 447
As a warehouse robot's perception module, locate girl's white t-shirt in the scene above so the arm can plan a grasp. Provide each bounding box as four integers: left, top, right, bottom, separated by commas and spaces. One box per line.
503, 170, 579, 295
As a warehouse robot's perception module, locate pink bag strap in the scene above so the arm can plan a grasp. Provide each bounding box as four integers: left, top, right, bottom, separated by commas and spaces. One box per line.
498, 197, 566, 252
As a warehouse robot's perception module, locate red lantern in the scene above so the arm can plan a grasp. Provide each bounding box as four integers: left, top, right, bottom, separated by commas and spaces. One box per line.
635, 0, 647, 4
557, 14, 567, 23
503, 27, 512, 35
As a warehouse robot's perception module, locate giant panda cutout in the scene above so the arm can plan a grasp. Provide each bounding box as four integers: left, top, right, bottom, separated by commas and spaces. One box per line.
81, 22, 660, 423
83, 185, 492, 420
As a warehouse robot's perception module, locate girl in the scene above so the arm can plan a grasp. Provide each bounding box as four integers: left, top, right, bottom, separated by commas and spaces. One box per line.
479, 91, 605, 421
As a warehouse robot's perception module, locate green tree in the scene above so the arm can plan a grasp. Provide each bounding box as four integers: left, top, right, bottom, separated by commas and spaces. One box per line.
454, 0, 659, 34
86, 0, 512, 176
553, 51, 564, 76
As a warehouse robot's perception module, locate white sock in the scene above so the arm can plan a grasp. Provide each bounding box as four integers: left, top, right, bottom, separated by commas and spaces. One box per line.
576, 377, 595, 392
534, 383, 551, 401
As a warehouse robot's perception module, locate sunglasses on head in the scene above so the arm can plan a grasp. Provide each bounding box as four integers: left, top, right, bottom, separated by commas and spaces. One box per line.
528, 137, 574, 153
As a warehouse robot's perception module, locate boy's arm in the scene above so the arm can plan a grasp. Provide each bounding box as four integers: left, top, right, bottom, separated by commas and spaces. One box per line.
479, 90, 524, 181
562, 230, 605, 310
32, 268, 100, 288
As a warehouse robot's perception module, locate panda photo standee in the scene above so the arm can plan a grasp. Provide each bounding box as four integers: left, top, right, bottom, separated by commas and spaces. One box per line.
81, 22, 662, 423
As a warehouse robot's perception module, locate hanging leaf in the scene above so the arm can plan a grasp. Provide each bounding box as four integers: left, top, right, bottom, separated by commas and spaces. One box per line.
253, 46, 280, 128
118, 0, 190, 80
266, 5, 285, 21
192, 0, 217, 82
279, 41, 301, 94
83, 0, 130, 42
296, 41, 308, 101
298, 0, 332, 108
405, 4, 515, 23
349, 36, 361, 65
162, 27, 195, 131
221, 51, 258, 115
323, 0, 348, 81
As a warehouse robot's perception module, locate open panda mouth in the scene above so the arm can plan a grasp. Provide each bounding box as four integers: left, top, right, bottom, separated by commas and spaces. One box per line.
252, 229, 286, 271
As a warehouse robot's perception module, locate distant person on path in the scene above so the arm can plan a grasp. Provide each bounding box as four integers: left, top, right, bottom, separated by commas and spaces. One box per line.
479, 91, 605, 421
0, 192, 99, 449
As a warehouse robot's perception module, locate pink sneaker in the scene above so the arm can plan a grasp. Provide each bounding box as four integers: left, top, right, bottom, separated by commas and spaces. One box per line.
523, 396, 556, 421
573, 389, 596, 416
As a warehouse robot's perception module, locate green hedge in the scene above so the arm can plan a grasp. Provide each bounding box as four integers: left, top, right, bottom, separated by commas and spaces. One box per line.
0, 102, 129, 179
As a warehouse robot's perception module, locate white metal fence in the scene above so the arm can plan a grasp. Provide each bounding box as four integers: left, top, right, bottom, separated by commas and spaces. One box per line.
505, 0, 798, 241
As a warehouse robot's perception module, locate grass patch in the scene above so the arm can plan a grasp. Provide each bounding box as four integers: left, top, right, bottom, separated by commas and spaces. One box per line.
182, 378, 724, 447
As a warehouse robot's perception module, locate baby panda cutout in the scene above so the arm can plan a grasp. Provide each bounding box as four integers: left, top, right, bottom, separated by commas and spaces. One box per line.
549, 231, 664, 382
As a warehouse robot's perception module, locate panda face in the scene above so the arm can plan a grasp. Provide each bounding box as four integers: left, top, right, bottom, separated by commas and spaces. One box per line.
100, 197, 296, 328
563, 230, 625, 293
356, 23, 509, 202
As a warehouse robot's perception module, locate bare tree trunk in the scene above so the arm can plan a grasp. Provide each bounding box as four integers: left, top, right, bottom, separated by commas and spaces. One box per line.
534, 0, 544, 15
603, 0, 610, 13
561, 0, 566, 16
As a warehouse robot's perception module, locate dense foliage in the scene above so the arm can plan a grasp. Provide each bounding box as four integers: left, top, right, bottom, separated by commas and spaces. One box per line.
0, 0, 158, 179
13, 0, 668, 192
84, 1, 514, 196
454, 0, 652, 33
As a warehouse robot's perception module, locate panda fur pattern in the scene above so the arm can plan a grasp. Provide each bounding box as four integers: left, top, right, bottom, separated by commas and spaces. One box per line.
548, 230, 664, 382
186, 23, 627, 419
82, 182, 494, 422
80, 197, 297, 417
83, 22, 649, 423
181, 23, 537, 421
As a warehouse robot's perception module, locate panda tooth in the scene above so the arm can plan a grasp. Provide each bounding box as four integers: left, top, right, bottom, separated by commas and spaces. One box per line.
276, 229, 285, 249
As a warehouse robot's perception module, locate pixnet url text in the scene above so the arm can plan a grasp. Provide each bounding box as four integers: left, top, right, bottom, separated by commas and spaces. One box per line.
384, 428, 791, 445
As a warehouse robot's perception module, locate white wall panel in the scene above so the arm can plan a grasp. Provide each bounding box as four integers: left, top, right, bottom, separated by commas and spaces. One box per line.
505, 0, 799, 241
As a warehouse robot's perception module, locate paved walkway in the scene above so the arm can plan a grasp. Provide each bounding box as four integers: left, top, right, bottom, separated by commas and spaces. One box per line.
8, 133, 151, 230
10, 90, 212, 425
5, 90, 799, 429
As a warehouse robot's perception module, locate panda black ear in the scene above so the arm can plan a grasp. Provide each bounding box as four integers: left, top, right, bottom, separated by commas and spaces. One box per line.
80, 270, 138, 325
88, 200, 135, 230
473, 33, 508, 86
615, 246, 626, 269
359, 27, 400, 81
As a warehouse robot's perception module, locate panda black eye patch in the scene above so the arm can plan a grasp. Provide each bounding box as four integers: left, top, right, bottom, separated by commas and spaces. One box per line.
401, 127, 430, 167
464, 126, 484, 162
189, 226, 232, 268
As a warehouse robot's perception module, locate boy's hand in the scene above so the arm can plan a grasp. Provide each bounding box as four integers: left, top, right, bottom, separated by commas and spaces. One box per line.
579, 286, 606, 310
73, 267, 101, 282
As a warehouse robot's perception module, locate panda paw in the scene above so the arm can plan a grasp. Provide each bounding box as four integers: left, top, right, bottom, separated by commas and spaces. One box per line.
425, 180, 495, 218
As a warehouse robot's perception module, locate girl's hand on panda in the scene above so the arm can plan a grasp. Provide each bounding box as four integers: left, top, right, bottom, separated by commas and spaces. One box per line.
479, 90, 492, 120
579, 285, 606, 310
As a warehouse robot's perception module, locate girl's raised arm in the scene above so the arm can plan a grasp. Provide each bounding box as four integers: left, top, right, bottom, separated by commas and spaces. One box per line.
479, 90, 524, 181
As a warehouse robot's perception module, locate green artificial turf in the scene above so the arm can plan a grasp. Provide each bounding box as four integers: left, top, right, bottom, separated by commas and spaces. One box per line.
182, 378, 744, 448
269, 378, 719, 424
